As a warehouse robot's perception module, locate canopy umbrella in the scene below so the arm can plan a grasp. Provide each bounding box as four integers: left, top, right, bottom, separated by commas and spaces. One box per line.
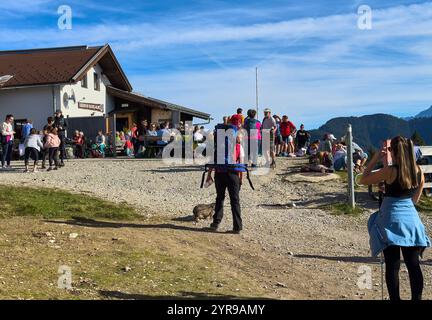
0, 75, 13, 87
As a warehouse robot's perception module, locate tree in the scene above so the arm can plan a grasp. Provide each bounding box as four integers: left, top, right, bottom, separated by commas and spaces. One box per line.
411, 130, 425, 146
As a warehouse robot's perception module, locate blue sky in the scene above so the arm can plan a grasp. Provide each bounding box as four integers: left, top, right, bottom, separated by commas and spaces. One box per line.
1, 0, 432, 128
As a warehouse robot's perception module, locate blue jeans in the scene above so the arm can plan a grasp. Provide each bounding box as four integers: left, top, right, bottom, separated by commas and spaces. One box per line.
334, 156, 347, 171
1, 141, 13, 167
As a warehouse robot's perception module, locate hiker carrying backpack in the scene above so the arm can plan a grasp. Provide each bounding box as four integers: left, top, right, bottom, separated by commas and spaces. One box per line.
201, 122, 254, 234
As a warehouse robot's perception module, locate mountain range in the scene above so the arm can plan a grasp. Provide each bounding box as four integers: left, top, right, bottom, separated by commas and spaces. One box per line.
309, 106, 432, 150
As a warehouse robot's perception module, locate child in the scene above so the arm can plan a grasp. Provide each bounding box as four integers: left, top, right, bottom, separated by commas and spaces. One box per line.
44, 127, 61, 171
23, 128, 44, 173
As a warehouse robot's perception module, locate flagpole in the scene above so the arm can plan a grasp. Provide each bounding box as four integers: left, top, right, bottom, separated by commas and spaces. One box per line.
256, 67, 259, 115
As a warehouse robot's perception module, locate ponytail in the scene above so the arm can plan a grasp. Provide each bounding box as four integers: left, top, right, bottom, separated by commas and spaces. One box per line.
391, 136, 418, 190
406, 139, 419, 188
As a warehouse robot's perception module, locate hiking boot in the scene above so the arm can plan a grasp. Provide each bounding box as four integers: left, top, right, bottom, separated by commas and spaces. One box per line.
209, 223, 219, 231
47, 167, 53, 171
226, 229, 241, 235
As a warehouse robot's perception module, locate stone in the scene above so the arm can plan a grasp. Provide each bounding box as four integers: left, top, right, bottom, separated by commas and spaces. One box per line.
122, 266, 132, 272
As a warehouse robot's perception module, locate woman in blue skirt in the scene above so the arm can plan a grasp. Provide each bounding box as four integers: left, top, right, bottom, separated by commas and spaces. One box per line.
361, 136, 430, 300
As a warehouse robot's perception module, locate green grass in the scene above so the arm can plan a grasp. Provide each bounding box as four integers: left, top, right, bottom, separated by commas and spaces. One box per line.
335, 171, 348, 183
416, 196, 432, 214
0, 185, 140, 220
320, 202, 365, 216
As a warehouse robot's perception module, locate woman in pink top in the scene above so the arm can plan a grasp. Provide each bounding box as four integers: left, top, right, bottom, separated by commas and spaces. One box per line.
244, 109, 261, 167
44, 127, 61, 171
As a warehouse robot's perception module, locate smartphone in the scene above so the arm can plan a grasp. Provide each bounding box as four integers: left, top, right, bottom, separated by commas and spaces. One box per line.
383, 140, 392, 167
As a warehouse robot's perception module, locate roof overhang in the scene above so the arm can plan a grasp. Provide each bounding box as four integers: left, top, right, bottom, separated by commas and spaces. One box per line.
72, 45, 132, 92
107, 86, 211, 120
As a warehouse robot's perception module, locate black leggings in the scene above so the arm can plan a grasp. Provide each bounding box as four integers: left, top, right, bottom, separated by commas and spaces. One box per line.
24, 147, 39, 165
383, 245, 424, 300
48, 147, 59, 167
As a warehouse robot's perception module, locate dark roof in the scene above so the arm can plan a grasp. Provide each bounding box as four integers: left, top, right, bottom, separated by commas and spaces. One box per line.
107, 86, 210, 120
0, 45, 132, 91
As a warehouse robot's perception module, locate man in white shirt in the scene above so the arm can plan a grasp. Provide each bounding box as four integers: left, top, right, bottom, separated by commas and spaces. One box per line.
261, 108, 277, 168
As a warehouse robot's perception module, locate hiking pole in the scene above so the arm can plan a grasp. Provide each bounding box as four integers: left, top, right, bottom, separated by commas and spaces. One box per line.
380, 252, 384, 300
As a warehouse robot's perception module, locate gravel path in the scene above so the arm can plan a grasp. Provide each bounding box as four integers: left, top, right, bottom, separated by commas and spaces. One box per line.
1, 157, 431, 300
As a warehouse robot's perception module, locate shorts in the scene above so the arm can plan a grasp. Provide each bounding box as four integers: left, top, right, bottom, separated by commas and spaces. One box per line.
275, 135, 283, 145
282, 136, 293, 144
353, 152, 368, 163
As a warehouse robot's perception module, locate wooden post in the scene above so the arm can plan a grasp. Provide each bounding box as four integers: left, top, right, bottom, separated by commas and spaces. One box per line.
113, 113, 117, 158
347, 124, 355, 208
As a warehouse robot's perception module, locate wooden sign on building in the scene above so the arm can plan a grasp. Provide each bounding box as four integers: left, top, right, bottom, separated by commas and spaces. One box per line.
78, 102, 104, 113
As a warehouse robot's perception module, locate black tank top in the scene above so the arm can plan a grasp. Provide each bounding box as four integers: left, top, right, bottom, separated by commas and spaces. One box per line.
385, 166, 419, 198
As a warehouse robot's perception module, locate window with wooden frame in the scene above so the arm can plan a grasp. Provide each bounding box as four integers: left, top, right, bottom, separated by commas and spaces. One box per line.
81, 74, 88, 88
94, 72, 100, 91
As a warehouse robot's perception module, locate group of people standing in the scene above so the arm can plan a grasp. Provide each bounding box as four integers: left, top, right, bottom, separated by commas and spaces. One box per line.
0, 110, 68, 172
222, 107, 310, 169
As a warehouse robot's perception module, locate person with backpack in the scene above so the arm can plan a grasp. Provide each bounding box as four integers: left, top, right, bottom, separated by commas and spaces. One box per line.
362, 136, 431, 300
205, 121, 248, 234
1, 114, 15, 169
244, 109, 261, 167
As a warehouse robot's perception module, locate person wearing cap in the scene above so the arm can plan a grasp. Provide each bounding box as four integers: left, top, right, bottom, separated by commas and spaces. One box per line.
261, 108, 277, 168
54, 110, 68, 167
320, 133, 336, 154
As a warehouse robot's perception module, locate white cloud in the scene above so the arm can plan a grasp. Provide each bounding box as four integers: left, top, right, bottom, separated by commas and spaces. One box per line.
1, 1, 432, 127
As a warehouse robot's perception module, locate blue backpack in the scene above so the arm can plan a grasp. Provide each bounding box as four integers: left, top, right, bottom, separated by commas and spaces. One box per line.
200, 124, 254, 189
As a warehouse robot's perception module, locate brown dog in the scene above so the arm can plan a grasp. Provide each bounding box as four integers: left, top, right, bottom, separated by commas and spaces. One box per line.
193, 203, 215, 223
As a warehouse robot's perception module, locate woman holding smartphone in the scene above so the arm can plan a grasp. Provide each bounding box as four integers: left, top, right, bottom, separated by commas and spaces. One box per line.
361, 136, 430, 300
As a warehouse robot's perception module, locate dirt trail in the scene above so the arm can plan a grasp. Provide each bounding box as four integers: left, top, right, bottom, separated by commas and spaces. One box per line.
0, 158, 431, 299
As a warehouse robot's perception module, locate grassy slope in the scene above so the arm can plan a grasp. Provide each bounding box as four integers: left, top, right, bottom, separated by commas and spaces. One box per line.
0, 186, 140, 220
0, 185, 273, 300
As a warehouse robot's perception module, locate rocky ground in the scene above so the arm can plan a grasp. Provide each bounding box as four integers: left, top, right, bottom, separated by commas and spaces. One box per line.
0, 157, 431, 300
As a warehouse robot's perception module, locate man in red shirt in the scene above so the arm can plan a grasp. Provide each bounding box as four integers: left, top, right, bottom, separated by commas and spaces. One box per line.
280, 115, 297, 156
230, 108, 244, 129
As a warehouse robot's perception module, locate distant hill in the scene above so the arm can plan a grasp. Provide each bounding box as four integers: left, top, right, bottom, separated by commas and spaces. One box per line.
310, 113, 432, 150
414, 105, 432, 119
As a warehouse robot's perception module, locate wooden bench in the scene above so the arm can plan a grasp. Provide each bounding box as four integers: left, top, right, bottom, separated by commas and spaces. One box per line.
419, 146, 432, 191
142, 136, 170, 158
